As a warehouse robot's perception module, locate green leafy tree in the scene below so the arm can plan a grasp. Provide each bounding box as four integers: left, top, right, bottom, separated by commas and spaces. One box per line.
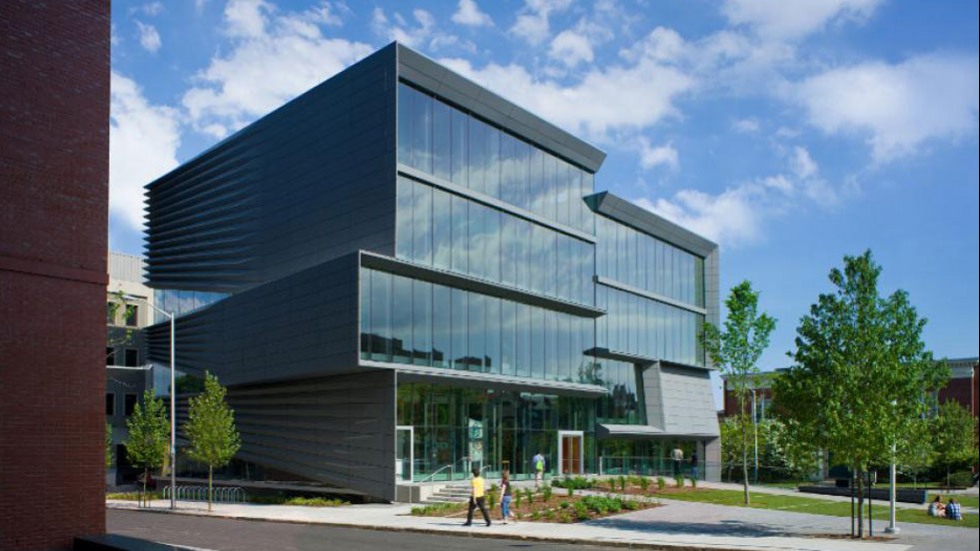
125, 389, 169, 506
702, 281, 776, 505
930, 400, 979, 488
184, 372, 241, 511
105, 422, 114, 469
773, 250, 946, 538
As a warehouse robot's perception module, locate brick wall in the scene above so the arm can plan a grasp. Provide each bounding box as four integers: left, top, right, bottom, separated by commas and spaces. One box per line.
1, 2, 110, 550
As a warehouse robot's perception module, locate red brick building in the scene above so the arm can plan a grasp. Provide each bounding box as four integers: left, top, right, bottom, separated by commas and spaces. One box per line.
1, 2, 110, 549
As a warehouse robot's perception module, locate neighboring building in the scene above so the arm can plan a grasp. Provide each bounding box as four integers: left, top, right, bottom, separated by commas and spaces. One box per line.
0, 2, 109, 549
106, 252, 159, 486
722, 371, 780, 421
144, 43, 720, 502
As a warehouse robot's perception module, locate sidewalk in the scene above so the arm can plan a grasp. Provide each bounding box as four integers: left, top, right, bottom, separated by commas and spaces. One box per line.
109, 496, 922, 551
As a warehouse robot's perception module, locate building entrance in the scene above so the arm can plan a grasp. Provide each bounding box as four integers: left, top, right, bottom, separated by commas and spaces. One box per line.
558, 431, 584, 474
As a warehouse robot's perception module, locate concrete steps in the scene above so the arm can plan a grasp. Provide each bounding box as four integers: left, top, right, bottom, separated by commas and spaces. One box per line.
421, 483, 471, 504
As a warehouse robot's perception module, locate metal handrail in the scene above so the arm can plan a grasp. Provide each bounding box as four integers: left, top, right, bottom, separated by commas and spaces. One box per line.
416, 456, 470, 484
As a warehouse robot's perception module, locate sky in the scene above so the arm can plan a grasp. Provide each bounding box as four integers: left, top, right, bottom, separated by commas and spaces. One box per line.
109, 0, 979, 406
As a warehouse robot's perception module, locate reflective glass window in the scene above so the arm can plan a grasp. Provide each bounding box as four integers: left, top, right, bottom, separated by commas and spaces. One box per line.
432, 284, 451, 368
370, 270, 392, 362
413, 279, 432, 366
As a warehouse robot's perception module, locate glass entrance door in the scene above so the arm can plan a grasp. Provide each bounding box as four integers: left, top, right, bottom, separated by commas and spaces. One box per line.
558, 431, 583, 475
396, 426, 414, 482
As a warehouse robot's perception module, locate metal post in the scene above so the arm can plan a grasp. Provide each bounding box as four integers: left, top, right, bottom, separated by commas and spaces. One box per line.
752, 390, 758, 484
885, 453, 899, 533
169, 313, 176, 510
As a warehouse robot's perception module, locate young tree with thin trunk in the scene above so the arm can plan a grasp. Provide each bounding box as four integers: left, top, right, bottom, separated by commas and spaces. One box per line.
702, 280, 776, 505
125, 390, 169, 507
774, 250, 946, 538
184, 372, 241, 512
931, 400, 979, 488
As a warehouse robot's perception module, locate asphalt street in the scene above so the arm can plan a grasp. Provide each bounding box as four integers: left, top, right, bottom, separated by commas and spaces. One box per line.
108, 509, 642, 551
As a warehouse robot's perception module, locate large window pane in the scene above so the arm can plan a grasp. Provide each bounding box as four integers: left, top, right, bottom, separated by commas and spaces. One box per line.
451, 108, 468, 187
451, 288, 468, 370
432, 187, 451, 270
468, 293, 485, 371
450, 195, 468, 274
432, 100, 452, 181
391, 275, 412, 363
413, 279, 432, 366
468, 117, 488, 195
370, 270, 392, 362
359, 268, 371, 358
501, 301, 516, 376
396, 177, 413, 260
432, 285, 451, 368
412, 181, 432, 265
485, 296, 501, 374
411, 87, 432, 173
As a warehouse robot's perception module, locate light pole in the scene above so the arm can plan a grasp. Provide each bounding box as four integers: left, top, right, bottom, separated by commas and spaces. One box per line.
123, 294, 176, 510
885, 399, 899, 534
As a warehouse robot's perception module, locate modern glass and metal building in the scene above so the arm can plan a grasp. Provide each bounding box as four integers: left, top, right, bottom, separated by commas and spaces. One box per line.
145, 43, 720, 502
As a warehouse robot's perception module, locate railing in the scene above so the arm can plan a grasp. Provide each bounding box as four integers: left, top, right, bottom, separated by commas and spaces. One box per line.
163, 485, 247, 503
599, 456, 702, 479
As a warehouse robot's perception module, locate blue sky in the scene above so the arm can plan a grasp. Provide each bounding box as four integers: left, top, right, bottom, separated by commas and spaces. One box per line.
109, 0, 979, 403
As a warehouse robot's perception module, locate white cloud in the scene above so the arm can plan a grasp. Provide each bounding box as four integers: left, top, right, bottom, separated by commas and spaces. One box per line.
635, 186, 767, 247
110, 72, 181, 232
549, 30, 593, 67
510, 0, 574, 45
790, 146, 817, 179
638, 139, 679, 171
794, 54, 980, 163
722, 0, 883, 41
135, 21, 161, 53
133, 2, 164, 17
732, 118, 760, 133
452, 0, 493, 27
439, 51, 694, 142
372, 7, 472, 54
183, 2, 373, 134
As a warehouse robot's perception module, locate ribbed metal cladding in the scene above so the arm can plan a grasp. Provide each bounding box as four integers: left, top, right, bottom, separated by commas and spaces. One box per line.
176, 372, 396, 501
144, 140, 261, 292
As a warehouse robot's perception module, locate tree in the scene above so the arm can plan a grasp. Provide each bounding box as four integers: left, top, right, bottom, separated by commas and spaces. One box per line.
930, 400, 979, 488
773, 250, 946, 538
125, 389, 169, 507
105, 422, 114, 470
184, 372, 241, 511
702, 281, 776, 505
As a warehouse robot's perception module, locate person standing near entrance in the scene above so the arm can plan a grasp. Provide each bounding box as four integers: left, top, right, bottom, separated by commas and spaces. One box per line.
690, 449, 699, 480
671, 445, 684, 477
464, 466, 491, 527
532, 452, 545, 488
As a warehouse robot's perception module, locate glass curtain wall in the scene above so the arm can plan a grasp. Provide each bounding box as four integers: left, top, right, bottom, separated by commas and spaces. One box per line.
360, 268, 595, 383
596, 286, 705, 367
596, 216, 705, 308
398, 82, 595, 235
396, 176, 594, 306
591, 359, 644, 425
397, 383, 596, 480
153, 289, 229, 323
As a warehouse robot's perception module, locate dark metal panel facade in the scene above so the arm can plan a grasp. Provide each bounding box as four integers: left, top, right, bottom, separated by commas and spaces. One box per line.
145, 44, 399, 293
147, 254, 360, 387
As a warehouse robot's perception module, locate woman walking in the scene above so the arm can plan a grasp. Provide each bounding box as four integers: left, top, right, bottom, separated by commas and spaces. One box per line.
500, 470, 517, 524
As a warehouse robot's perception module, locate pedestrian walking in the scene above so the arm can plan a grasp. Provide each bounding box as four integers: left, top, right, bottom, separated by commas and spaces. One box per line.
500, 470, 516, 524
463, 466, 491, 527
532, 452, 545, 488
690, 450, 699, 480
671, 445, 684, 477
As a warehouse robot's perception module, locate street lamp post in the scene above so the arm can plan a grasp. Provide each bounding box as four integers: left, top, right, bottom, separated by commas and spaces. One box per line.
123, 294, 176, 510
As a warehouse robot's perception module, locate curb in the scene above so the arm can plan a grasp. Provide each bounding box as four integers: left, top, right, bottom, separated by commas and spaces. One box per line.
106, 503, 780, 551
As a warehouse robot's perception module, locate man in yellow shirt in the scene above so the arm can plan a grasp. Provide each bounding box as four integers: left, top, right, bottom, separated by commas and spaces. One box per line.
463, 466, 491, 527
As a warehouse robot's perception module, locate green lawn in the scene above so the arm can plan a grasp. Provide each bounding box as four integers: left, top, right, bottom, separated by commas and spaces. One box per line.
662, 489, 977, 528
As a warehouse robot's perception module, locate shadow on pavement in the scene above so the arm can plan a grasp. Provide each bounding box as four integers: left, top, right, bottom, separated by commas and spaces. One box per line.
587, 517, 789, 538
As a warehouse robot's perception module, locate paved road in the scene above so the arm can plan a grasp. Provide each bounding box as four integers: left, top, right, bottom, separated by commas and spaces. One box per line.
108, 509, 637, 551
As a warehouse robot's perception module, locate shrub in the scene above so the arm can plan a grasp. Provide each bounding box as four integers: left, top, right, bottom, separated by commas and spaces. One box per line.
657, 477, 666, 491
560, 501, 570, 509
622, 499, 639, 511
574, 502, 591, 520
524, 488, 534, 505
567, 486, 574, 497
675, 476, 684, 488
542, 485, 553, 501
514, 490, 522, 508
948, 471, 974, 488
638, 476, 650, 492
618, 475, 627, 491
487, 488, 497, 510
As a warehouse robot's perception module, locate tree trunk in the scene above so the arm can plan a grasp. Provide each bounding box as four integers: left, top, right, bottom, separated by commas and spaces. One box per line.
855, 469, 865, 538
208, 465, 213, 512
741, 418, 751, 505
141, 467, 148, 508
